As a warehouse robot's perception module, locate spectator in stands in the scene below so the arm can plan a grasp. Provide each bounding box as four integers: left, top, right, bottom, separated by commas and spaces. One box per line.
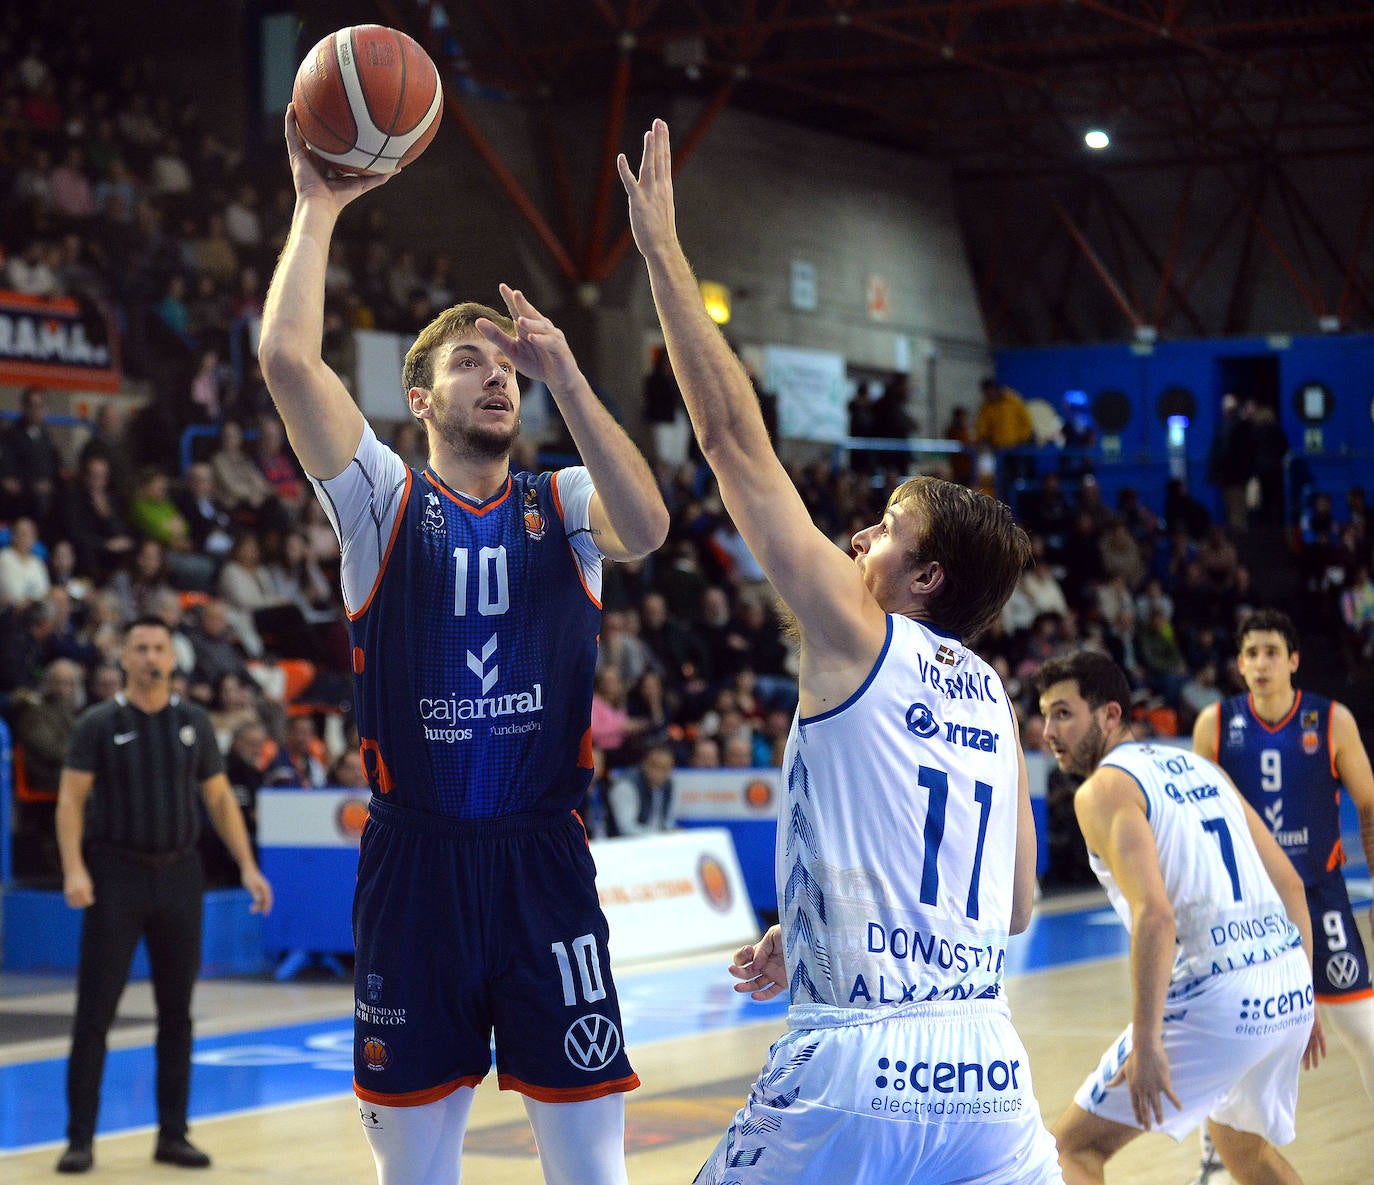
149, 588, 197, 678
208, 670, 262, 753
172, 461, 234, 560
639, 588, 710, 703
1020, 472, 1072, 562
687, 735, 721, 768
209, 419, 277, 530
8, 655, 84, 879
278, 715, 329, 789
46, 538, 90, 604
1, 386, 61, 525
1137, 605, 1189, 706
1059, 510, 1106, 612
1342, 563, 1374, 665
185, 597, 254, 691
76, 403, 133, 506
973, 376, 1033, 480
0, 517, 51, 609
590, 667, 649, 769
694, 585, 736, 683
1097, 518, 1146, 590
0, 597, 59, 698
941, 405, 975, 486
201, 718, 271, 887
249, 413, 305, 519
5, 238, 60, 296
1247, 401, 1289, 525
608, 743, 677, 836
709, 514, 769, 603
62, 451, 135, 582
87, 662, 123, 704
108, 538, 178, 622
1207, 392, 1251, 531
625, 668, 672, 750
47, 143, 94, 222
642, 345, 684, 465
128, 467, 192, 550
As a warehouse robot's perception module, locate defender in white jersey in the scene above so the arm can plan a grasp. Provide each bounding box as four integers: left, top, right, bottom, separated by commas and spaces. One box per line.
622, 120, 1063, 1185
1037, 650, 1324, 1185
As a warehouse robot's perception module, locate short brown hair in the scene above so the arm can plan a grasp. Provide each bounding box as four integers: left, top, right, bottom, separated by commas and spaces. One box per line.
1236, 608, 1299, 656
400, 302, 515, 402
888, 475, 1030, 642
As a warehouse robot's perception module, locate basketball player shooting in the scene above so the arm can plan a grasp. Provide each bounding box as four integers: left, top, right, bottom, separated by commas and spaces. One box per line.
620, 119, 1064, 1185
258, 106, 668, 1185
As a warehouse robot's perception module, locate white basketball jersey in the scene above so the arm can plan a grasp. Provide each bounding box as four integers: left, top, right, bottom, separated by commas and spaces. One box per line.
778, 615, 1020, 1024
1095, 743, 1301, 984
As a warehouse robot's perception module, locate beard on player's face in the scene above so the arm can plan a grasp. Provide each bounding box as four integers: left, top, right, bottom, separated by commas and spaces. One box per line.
432, 410, 522, 462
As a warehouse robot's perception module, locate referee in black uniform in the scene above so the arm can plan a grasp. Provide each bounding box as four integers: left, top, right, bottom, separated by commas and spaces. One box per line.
54, 616, 272, 1174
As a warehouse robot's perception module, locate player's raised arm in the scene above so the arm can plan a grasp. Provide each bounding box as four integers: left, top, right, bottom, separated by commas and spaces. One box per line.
618, 121, 881, 666
258, 107, 392, 479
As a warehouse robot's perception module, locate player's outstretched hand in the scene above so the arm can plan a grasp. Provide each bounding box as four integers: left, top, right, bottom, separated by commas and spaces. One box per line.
1109, 1039, 1181, 1131
617, 118, 680, 260
285, 106, 392, 213
728, 924, 787, 1001
477, 283, 579, 391
1302, 1010, 1327, 1071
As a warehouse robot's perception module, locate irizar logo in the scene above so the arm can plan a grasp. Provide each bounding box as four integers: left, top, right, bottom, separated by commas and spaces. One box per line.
564, 1014, 622, 1071
467, 634, 498, 693
905, 703, 939, 738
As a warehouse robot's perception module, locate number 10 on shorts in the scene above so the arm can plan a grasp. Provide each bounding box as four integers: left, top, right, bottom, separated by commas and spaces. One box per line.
552, 935, 607, 1006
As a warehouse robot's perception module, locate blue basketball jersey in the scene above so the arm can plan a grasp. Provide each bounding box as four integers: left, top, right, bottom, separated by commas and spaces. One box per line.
312, 425, 602, 819
1214, 691, 1343, 885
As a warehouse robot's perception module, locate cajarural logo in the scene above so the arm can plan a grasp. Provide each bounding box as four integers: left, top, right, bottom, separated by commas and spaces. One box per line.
419, 635, 544, 743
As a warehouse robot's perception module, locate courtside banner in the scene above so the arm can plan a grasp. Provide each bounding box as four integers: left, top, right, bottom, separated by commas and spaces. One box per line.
591, 829, 758, 963
669, 767, 782, 820
0, 289, 120, 391
257, 788, 370, 848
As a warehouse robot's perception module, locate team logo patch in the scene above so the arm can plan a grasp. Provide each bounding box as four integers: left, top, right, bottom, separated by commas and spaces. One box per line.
905, 702, 939, 738
564, 1014, 622, 1071
361, 1036, 391, 1071
422, 489, 445, 532
697, 854, 733, 912
1302, 731, 1319, 754
523, 488, 546, 540
1301, 709, 1319, 730
367, 972, 383, 1004
935, 644, 959, 667
1326, 952, 1361, 990
335, 797, 369, 840
179, 725, 197, 747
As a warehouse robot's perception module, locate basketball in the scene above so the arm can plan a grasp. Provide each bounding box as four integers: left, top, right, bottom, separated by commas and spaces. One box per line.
291, 24, 442, 176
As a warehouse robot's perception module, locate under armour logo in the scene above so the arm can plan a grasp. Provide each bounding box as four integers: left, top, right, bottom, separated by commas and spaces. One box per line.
358, 1105, 382, 1128
1326, 952, 1360, 990
564, 1014, 622, 1071
467, 635, 498, 693
1264, 799, 1283, 831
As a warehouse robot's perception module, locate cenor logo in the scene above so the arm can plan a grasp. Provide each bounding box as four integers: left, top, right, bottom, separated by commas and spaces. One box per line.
564, 1014, 622, 1071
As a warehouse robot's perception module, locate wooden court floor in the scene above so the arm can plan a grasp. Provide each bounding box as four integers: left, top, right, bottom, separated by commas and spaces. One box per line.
2, 917, 1369, 1184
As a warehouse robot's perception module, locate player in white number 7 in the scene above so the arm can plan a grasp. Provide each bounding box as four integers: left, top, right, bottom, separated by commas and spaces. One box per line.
1038, 649, 1324, 1185
622, 117, 1063, 1185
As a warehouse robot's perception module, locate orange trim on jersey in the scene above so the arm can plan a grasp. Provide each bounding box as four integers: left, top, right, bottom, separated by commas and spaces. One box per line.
552, 469, 603, 610
571, 808, 590, 845
348, 466, 413, 621
1248, 689, 1302, 734
1326, 837, 1345, 872
1316, 986, 1374, 1005
497, 1071, 640, 1103
1328, 709, 1339, 779
424, 469, 512, 514
578, 727, 594, 770
354, 1073, 485, 1106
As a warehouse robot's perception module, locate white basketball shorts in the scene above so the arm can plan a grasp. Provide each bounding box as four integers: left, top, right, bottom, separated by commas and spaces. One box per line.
695, 999, 1062, 1185
1074, 945, 1313, 1143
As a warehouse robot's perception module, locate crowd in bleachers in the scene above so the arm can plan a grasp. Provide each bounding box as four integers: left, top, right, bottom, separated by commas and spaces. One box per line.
3, 9, 1374, 893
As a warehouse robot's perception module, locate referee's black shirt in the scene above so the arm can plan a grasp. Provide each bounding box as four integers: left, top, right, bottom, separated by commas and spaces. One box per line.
65, 695, 224, 855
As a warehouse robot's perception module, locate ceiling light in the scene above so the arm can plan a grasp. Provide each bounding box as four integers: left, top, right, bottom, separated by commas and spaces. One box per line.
1084, 129, 1110, 150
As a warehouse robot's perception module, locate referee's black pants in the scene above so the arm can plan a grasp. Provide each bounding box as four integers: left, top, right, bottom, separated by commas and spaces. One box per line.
66, 848, 204, 1146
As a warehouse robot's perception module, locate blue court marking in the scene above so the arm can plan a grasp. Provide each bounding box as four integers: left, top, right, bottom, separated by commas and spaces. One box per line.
3, 860, 1367, 1155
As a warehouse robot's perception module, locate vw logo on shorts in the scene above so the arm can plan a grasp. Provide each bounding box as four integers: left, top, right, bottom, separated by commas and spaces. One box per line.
1326, 952, 1361, 991
564, 1014, 622, 1071
905, 702, 939, 738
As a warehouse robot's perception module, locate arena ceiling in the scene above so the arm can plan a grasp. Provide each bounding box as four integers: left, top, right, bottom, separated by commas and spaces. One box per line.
377, 1, 1374, 345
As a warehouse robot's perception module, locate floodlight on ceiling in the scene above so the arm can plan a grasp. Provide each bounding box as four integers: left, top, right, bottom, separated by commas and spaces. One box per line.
1084, 129, 1110, 150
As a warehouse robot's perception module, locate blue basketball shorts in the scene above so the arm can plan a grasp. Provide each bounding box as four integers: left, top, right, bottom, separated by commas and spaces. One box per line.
351, 798, 639, 1106
1306, 870, 1372, 1001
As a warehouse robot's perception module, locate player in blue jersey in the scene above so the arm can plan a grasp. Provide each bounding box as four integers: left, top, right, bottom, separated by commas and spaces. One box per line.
257, 109, 669, 1185
1038, 649, 1322, 1185
622, 120, 1063, 1185
1185, 609, 1374, 1184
